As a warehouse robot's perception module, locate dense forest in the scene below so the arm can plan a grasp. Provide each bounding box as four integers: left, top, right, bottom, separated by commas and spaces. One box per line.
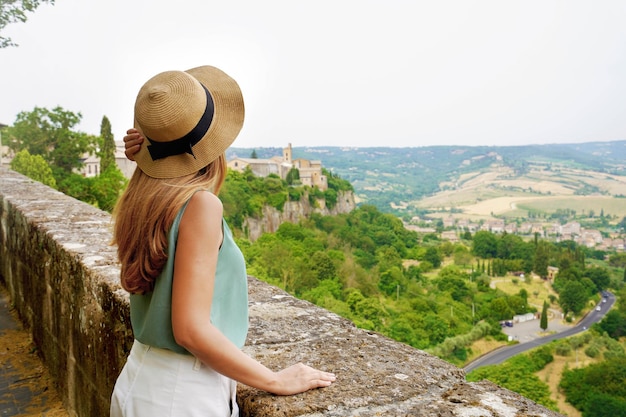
217, 171, 624, 361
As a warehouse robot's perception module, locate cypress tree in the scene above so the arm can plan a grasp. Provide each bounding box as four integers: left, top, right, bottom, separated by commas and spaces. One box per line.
100, 116, 115, 172
540, 300, 548, 331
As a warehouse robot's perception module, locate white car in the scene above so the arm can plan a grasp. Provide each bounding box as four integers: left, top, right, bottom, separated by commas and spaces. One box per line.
596, 306, 601, 311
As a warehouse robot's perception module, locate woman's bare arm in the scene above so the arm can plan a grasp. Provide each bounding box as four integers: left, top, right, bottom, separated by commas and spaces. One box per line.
172, 191, 336, 395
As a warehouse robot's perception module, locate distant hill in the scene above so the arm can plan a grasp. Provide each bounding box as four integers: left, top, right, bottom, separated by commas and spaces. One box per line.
227, 141, 626, 218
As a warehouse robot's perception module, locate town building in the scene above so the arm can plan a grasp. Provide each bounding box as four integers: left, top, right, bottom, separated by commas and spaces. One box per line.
228, 143, 328, 191
441, 230, 460, 242
77, 154, 100, 177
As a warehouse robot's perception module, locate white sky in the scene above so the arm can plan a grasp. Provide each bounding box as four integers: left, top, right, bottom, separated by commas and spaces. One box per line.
1, 0, 625, 148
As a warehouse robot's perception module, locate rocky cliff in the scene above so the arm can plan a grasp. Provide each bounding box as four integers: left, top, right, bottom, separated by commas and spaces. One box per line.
244, 190, 356, 241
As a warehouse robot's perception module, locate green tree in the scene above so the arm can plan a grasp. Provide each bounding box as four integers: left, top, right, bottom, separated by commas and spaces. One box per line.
533, 240, 551, 278
496, 232, 525, 259
560, 357, 626, 416
586, 393, 626, 417
5, 107, 96, 179
0, 0, 55, 48
301, 279, 342, 304
275, 222, 311, 241
596, 310, 626, 340
375, 246, 402, 272
378, 266, 404, 296
507, 294, 528, 315
10, 149, 56, 187
250, 149, 258, 158
421, 313, 450, 345
57, 173, 94, 204
387, 314, 425, 348
607, 252, 626, 268
489, 297, 515, 321
245, 233, 310, 293
346, 289, 388, 330
285, 167, 300, 185
540, 300, 548, 331
424, 246, 442, 268
453, 245, 473, 266
472, 231, 498, 258
99, 115, 115, 172
559, 280, 588, 316
91, 165, 127, 212
324, 168, 354, 192
436, 275, 471, 302
309, 251, 337, 282
322, 188, 338, 209
583, 267, 610, 292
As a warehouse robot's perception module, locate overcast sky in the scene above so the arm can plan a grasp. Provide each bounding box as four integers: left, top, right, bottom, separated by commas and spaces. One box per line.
1, 0, 625, 148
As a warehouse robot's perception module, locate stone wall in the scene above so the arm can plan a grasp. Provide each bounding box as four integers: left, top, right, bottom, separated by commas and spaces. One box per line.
0, 167, 563, 417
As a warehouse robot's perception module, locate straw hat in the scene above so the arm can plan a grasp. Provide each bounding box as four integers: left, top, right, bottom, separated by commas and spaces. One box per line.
133, 65, 244, 178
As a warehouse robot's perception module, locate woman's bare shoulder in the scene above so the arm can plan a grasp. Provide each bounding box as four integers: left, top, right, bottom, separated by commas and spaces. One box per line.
190, 190, 223, 208
182, 190, 224, 225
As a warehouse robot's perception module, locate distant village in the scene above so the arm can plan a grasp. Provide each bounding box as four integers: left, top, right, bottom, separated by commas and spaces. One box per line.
406, 216, 625, 252
227, 143, 328, 191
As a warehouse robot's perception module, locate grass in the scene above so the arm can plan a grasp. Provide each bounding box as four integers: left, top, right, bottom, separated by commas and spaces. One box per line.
536, 354, 595, 417
466, 337, 509, 363
491, 274, 558, 311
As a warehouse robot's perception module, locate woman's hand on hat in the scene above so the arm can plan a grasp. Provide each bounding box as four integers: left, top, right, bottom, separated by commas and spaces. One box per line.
270, 363, 336, 395
123, 128, 144, 161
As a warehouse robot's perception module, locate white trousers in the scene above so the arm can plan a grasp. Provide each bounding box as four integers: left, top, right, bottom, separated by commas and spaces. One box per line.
110, 340, 238, 417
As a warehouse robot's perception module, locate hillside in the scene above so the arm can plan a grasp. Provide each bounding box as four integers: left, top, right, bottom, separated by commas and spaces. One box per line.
219, 142, 626, 415
227, 141, 626, 219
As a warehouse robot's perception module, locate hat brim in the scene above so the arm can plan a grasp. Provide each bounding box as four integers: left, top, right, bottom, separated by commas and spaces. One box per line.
134, 65, 245, 179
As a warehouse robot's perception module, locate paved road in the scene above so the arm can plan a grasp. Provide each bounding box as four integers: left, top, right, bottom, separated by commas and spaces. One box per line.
464, 292, 616, 373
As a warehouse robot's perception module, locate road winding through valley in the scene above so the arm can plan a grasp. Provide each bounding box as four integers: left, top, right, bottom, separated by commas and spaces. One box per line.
464, 292, 616, 373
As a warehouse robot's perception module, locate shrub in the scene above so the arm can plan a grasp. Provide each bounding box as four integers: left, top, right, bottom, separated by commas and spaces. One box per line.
555, 343, 572, 356
584, 345, 600, 358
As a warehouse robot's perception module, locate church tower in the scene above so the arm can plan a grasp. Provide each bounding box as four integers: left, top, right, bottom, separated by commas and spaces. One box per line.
283, 143, 293, 164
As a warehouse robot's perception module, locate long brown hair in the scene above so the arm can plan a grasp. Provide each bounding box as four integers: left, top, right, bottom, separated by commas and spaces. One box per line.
112, 154, 227, 294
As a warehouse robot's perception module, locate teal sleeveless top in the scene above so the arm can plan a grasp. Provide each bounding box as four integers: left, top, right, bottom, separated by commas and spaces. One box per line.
129, 198, 249, 353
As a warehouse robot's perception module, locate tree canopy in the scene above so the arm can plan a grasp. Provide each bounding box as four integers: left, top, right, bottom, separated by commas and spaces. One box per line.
10, 149, 56, 187
5, 107, 127, 212
0, 0, 54, 48
5, 107, 96, 180
560, 357, 626, 417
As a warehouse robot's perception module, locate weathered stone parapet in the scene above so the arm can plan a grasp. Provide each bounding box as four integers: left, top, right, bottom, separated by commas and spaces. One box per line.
0, 167, 563, 417
0, 167, 133, 417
